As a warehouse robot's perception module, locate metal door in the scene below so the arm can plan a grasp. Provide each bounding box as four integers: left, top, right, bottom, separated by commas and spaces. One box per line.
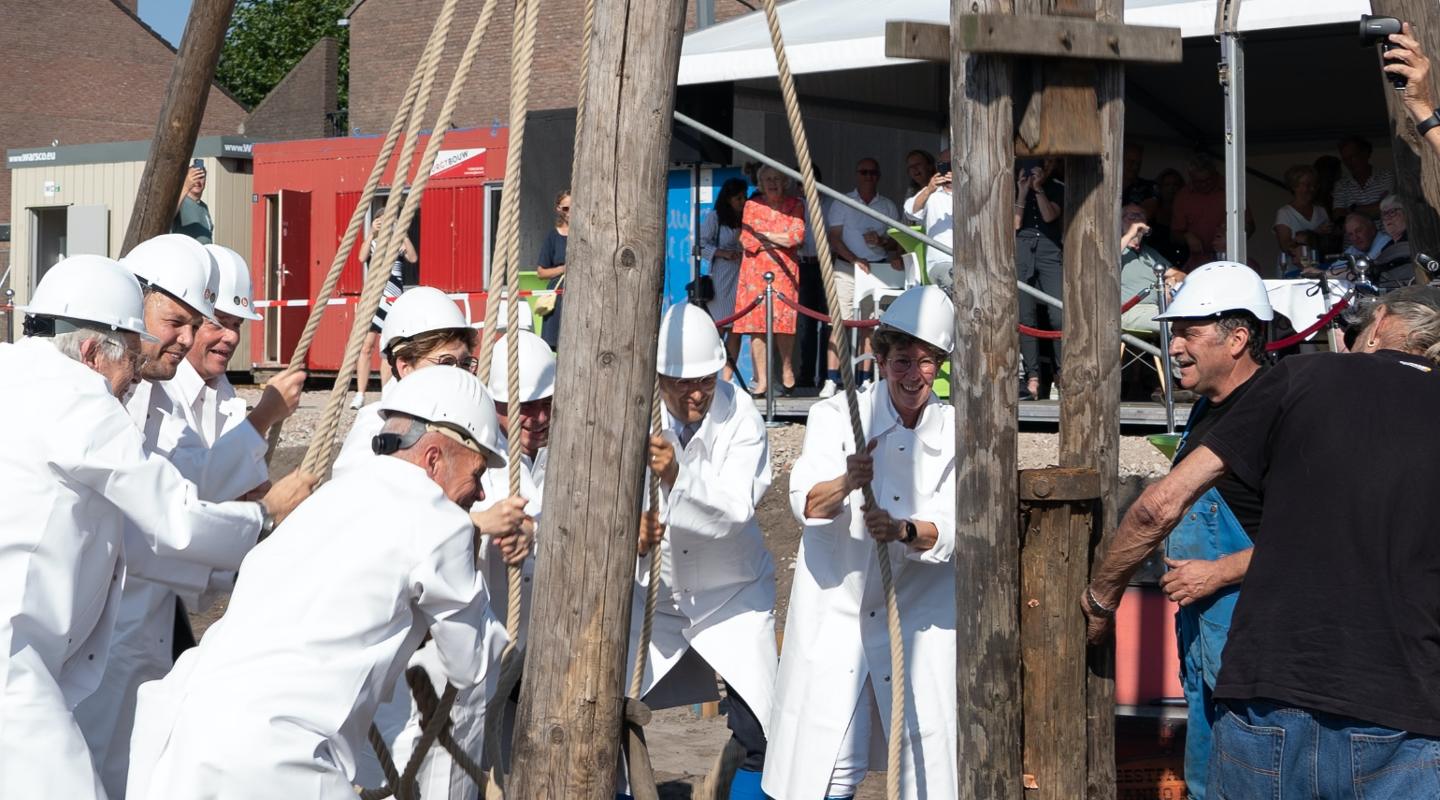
276, 189, 311, 365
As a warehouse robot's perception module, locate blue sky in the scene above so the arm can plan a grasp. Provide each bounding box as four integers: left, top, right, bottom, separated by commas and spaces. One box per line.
139, 0, 194, 46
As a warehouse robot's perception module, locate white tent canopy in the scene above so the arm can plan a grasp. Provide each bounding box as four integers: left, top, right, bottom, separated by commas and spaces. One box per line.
678, 0, 1372, 85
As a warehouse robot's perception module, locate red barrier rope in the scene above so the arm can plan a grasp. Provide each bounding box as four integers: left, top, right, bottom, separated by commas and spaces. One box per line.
1018, 324, 1063, 340
775, 292, 880, 328
1120, 290, 1148, 314
712, 293, 765, 328
1265, 295, 1351, 352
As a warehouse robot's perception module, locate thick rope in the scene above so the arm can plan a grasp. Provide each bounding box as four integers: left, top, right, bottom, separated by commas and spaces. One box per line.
630, 382, 666, 699
262, 7, 446, 463
756, 1, 905, 797
475, 0, 544, 791
299, 0, 460, 478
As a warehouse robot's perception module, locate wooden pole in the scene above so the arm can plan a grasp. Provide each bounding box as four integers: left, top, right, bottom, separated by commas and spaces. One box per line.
1372, 0, 1440, 257
506, 1, 687, 797
1057, 0, 1123, 795
121, 0, 236, 256
951, 0, 1023, 795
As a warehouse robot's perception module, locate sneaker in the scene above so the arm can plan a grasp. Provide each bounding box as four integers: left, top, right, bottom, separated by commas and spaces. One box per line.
349, 392, 365, 410
818, 379, 837, 399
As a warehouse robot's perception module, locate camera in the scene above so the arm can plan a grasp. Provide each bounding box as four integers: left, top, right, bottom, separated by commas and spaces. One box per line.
1360, 14, 1406, 90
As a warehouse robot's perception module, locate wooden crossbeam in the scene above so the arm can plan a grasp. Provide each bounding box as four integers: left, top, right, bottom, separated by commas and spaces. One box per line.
886, 16, 1181, 64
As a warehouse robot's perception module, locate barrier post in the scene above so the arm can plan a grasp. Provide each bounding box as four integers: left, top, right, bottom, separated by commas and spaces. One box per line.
763, 271, 777, 426
4, 289, 13, 344
1151, 263, 1176, 434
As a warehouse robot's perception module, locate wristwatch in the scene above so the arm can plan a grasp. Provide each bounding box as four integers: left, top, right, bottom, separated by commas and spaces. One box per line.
1419, 110, 1440, 138
256, 500, 277, 541
1085, 586, 1116, 619
901, 520, 918, 544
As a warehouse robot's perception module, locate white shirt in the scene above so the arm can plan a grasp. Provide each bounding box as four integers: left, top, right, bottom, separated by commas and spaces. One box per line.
919, 187, 955, 272
1273, 204, 1330, 235
625, 382, 778, 725
763, 383, 958, 800
163, 359, 252, 447
0, 338, 262, 800
829, 190, 900, 264
334, 380, 399, 474
127, 456, 506, 800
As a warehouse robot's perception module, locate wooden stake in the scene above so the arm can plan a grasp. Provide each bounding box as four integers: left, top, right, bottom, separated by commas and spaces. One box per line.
121, 0, 236, 255
1372, 0, 1440, 258
951, 0, 1024, 795
505, 1, 687, 797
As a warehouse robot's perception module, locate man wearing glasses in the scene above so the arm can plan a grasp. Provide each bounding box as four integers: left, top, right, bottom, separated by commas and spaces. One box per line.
821, 157, 903, 397
622, 302, 778, 800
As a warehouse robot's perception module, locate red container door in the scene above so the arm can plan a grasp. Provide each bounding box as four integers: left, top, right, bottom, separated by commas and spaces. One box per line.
335, 191, 365, 295
278, 190, 311, 365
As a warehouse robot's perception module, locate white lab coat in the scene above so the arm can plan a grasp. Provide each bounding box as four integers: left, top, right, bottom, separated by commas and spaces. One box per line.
334, 380, 397, 474
762, 382, 958, 800
0, 338, 263, 800
352, 437, 546, 796
126, 455, 507, 800
625, 381, 778, 727
74, 366, 269, 798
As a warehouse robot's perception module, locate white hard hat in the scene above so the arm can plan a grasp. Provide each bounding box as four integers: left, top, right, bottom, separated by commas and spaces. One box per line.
878, 285, 955, 353
1156, 261, 1274, 322
203, 244, 263, 321
121, 234, 219, 320
656, 302, 726, 379
473, 296, 535, 333
487, 330, 556, 403
380, 286, 469, 354
19, 255, 157, 342
379, 365, 505, 468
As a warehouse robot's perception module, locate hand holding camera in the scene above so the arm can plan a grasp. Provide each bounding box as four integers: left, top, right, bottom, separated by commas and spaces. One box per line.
1375, 22, 1436, 126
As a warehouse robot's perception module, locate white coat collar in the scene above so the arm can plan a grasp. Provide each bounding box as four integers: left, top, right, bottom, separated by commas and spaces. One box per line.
868, 379, 947, 454
167, 358, 207, 409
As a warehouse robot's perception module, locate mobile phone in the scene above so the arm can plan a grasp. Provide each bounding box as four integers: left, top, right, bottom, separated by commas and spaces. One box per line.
192, 158, 205, 171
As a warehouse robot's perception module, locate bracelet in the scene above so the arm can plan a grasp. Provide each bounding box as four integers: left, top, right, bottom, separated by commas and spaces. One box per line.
1418, 110, 1440, 138
1086, 586, 1116, 618
1014, 203, 1025, 209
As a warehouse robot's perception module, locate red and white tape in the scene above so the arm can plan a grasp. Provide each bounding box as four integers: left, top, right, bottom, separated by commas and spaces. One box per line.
251, 289, 556, 310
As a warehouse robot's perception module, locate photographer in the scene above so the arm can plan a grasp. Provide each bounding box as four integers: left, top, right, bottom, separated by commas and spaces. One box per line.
913, 147, 956, 292
1385, 22, 1440, 157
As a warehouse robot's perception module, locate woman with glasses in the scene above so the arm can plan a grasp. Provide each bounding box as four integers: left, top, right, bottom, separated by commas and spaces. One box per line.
333, 286, 479, 474
537, 190, 571, 350
764, 286, 958, 800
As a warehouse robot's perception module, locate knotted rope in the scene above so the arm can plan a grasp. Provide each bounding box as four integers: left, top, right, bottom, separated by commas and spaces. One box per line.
757, 0, 905, 795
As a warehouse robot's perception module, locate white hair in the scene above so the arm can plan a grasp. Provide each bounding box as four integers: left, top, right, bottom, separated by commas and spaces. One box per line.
49, 324, 127, 365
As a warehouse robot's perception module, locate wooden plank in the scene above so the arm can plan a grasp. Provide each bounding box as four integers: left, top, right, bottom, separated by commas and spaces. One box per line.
1014, 62, 1103, 156
1018, 467, 1100, 503
1019, 499, 1092, 800
951, 0, 1024, 796
505, 0, 688, 797
121, 0, 236, 255
885, 18, 1181, 64
1372, 0, 1440, 259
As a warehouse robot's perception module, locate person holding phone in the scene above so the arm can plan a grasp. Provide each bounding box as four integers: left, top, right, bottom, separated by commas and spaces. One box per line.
911, 148, 956, 292
1014, 157, 1064, 398
172, 159, 213, 244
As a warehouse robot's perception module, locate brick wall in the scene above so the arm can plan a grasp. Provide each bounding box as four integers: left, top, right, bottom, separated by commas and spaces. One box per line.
0, 0, 246, 265
348, 0, 754, 135
242, 37, 340, 141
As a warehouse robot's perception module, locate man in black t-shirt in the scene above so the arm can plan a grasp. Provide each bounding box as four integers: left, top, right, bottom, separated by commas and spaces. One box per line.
1086, 286, 1440, 798
1112, 261, 1274, 799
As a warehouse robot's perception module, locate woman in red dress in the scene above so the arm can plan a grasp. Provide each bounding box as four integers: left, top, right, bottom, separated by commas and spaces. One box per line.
735, 165, 805, 395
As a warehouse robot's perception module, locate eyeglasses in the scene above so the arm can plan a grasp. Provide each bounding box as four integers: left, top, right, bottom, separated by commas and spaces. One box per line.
886, 355, 942, 375
1382, 208, 1405, 218
663, 374, 718, 391
426, 354, 481, 373
857, 169, 880, 176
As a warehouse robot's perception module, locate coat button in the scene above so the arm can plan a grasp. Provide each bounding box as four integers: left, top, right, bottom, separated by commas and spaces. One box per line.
869, 611, 876, 617
682, 549, 689, 555
893, 495, 900, 501
883, 675, 891, 682
898, 446, 905, 451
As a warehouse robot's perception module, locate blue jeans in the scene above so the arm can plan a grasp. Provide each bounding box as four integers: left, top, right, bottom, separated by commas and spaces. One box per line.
1210, 700, 1440, 799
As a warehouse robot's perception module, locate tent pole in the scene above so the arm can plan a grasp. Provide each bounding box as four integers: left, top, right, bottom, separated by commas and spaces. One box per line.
1218, 0, 1247, 264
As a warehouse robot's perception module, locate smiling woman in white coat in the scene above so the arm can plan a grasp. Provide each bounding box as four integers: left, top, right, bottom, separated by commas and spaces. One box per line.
624, 302, 778, 800
763, 285, 958, 800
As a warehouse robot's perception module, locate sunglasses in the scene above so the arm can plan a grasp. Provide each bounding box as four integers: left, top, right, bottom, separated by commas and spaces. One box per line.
857, 169, 880, 176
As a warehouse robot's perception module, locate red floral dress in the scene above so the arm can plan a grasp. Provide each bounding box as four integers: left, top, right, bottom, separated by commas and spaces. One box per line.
734, 195, 805, 335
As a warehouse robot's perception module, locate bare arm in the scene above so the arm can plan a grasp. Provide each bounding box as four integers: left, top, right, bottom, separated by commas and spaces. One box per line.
535, 263, 565, 280
1084, 445, 1226, 642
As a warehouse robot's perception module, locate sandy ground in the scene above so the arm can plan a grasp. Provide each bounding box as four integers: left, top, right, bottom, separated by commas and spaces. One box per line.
194, 388, 1171, 798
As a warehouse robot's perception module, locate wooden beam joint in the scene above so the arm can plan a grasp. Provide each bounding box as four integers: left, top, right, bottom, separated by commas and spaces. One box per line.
1018, 467, 1101, 503
885, 17, 1182, 65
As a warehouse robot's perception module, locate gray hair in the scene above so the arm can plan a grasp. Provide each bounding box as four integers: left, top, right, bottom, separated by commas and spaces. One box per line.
49, 324, 127, 365
1370, 286, 1440, 363
379, 413, 429, 450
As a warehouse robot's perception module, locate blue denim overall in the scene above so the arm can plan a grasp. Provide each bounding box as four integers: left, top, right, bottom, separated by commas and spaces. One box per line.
1165, 399, 1253, 800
